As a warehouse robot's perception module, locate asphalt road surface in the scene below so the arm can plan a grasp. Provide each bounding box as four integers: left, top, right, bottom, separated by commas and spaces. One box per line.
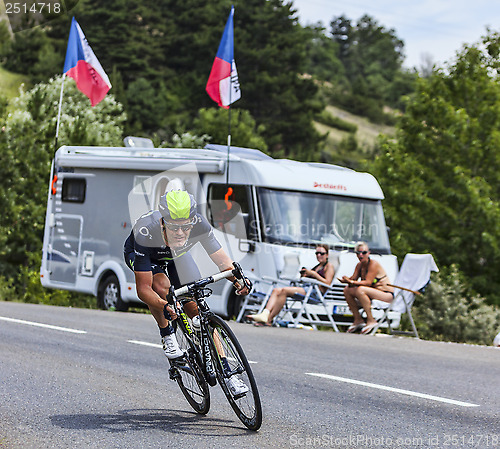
0, 301, 498, 449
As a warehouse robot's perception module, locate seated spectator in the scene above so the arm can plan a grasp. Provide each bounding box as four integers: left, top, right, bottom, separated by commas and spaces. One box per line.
247, 244, 335, 326
339, 241, 394, 334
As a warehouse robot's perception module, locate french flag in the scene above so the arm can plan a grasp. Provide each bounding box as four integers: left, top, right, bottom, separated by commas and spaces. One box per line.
206, 6, 241, 108
63, 17, 111, 107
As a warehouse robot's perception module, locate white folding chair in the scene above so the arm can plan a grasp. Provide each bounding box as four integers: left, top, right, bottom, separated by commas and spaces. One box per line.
274, 253, 302, 281
277, 277, 340, 331
236, 253, 301, 323
274, 252, 341, 331
236, 275, 277, 322
368, 253, 439, 338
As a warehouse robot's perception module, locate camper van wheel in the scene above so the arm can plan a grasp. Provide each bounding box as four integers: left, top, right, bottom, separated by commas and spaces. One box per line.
98, 274, 128, 312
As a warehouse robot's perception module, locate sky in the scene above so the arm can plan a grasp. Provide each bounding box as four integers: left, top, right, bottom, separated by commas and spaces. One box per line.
291, 0, 500, 69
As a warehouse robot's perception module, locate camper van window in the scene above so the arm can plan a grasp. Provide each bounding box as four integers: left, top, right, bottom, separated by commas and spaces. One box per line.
257, 188, 391, 253
62, 178, 86, 203
207, 184, 253, 238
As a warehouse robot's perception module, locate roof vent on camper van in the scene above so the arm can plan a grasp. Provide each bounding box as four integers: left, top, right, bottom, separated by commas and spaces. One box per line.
124, 136, 154, 148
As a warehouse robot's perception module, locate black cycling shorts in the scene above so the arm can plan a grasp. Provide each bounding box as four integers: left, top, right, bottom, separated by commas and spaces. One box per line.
124, 251, 201, 289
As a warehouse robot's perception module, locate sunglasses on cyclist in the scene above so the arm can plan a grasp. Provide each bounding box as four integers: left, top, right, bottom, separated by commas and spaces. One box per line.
315, 251, 327, 256
164, 219, 195, 232
356, 250, 369, 255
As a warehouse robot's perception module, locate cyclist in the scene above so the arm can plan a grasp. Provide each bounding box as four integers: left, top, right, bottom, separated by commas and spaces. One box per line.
124, 190, 250, 394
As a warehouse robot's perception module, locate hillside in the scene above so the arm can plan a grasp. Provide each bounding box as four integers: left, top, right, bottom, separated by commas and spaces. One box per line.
314, 105, 396, 167
0, 66, 30, 100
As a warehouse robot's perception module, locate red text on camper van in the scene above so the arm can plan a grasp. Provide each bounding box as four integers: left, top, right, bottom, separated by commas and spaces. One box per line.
313, 182, 347, 191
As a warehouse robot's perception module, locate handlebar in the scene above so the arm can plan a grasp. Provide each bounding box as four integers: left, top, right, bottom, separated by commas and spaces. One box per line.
171, 261, 249, 298
173, 269, 233, 297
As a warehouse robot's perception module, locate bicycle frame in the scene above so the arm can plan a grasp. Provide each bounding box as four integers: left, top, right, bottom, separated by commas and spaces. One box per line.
168, 269, 235, 387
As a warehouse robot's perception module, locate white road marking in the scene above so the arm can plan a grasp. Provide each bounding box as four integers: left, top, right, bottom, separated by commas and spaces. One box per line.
127, 340, 258, 363
128, 340, 162, 349
0, 316, 86, 334
306, 372, 479, 407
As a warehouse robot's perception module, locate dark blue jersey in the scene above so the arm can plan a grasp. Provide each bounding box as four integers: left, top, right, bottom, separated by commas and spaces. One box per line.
124, 211, 221, 272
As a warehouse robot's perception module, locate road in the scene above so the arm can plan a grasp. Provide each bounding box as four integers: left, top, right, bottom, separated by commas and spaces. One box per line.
0, 301, 498, 448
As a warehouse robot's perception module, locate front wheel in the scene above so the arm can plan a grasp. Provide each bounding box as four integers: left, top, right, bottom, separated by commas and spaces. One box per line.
171, 320, 210, 414
208, 315, 262, 431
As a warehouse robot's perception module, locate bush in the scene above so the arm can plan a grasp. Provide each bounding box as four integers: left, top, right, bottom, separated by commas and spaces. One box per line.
0, 76, 125, 280
413, 266, 500, 345
0, 276, 15, 301
315, 110, 357, 133
16, 266, 97, 309
0, 252, 96, 309
338, 134, 359, 153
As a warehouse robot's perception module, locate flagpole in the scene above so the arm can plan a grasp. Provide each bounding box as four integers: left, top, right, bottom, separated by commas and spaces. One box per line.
54, 74, 66, 151
226, 73, 232, 186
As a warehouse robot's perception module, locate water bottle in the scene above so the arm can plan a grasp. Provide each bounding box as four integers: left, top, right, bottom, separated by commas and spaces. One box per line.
191, 315, 201, 345
192, 315, 201, 333
276, 320, 292, 327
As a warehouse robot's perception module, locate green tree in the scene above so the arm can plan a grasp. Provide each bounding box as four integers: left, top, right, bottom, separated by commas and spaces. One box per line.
43, 0, 322, 156
351, 15, 404, 81
1, 26, 61, 83
235, 0, 322, 156
385, 68, 418, 111
328, 14, 412, 121
303, 24, 345, 86
125, 77, 162, 134
0, 76, 125, 278
0, 20, 12, 62
330, 15, 352, 63
192, 107, 268, 152
371, 32, 500, 305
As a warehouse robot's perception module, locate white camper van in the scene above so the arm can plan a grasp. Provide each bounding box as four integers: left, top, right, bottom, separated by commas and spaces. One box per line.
40, 144, 398, 320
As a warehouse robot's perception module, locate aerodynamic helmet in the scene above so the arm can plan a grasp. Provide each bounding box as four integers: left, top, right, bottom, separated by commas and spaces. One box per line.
158, 190, 197, 221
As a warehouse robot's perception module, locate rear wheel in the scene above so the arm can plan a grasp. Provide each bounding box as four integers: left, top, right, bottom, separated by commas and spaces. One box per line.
208, 315, 262, 430
171, 320, 210, 414
98, 274, 128, 311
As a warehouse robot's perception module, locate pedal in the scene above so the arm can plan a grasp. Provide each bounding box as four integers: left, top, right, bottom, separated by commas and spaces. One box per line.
170, 355, 194, 375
